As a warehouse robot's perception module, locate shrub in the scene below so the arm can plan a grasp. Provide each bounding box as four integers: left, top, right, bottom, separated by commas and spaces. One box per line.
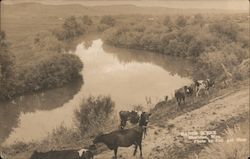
192, 14, 205, 28
74, 96, 115, 135
53, 16, 87, 41
100, 15, 116, 27
0, 31, 16, 100
18, 53, 83, 92
0, 53, 83, 100
163, 16, 173, 31
33, 31, 64, 53
81, 15, 93, 26
209, 21, 239, 41
0, 31, 14, 80
175, 16, 187, 28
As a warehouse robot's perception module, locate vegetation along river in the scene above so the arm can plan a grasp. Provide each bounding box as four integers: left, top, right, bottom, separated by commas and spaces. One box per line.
0, 38, 194, 145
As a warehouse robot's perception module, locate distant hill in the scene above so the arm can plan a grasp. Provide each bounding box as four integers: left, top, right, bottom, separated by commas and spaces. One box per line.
2, 0, 247, 12
2, 2, 246, 18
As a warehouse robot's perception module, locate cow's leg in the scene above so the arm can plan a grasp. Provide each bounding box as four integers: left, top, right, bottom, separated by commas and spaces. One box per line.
144, 128, 147, 139
196, 88, 200, 97
176, 98, 179, 111
139, 143, 142, 157
206, 89, 209, 95
114, 147, 118, 159
176, 99, 180, 111
133, 144, 138, 156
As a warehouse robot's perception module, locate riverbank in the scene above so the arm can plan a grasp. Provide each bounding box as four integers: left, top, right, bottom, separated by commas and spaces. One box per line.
101, 13, 249, 82
0, 14, 91, 100
93, 80, 249, 159
2, 79, 248, 159
2, 3, 248, 101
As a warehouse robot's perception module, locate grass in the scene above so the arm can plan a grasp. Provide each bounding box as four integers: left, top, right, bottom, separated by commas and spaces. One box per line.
196, 121, 249, 159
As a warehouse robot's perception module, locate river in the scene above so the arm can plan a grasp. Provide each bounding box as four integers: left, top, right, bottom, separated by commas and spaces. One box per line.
0, 38, 193, 145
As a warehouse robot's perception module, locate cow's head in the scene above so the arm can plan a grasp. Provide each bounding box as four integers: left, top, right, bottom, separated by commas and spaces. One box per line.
93, 132, 104, 144
207, 79, 215, 88
139, 112, 151, 127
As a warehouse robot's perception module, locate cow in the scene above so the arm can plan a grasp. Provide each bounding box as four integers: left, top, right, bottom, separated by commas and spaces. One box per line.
139, 112, 151, 138
174, 85, 194, 109
93, 112, 151, 159
195, 79, 215, 97
29, 148, 94, 159
119, 111, 131, 129
119, 110, 141, 129
78, 149, 94, 159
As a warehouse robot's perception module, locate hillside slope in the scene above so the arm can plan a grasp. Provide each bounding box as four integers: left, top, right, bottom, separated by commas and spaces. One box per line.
94, 88, 249, 159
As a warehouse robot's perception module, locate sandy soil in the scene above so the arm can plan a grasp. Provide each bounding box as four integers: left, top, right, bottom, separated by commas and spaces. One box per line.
94, 88, 249, 159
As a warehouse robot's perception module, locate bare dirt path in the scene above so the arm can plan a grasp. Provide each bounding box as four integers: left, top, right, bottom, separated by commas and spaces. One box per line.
94, 88, 249, 159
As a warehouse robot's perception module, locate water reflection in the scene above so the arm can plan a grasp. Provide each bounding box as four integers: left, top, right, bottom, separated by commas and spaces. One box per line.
79, 39, 192, 109
2, 38, 193, 145
103, 45, 193, 78
0, 80, 82, 144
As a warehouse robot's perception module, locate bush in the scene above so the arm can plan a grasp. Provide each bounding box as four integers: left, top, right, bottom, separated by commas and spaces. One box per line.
33, 31, 64, 53
175, 16, 187, 28
53, 16, 87, 41
0, 31, 16, 100
0, 31, 14, 80
0, 53, 83, 100
100, 16, 116, 27
209, 21, 239, 41
81, 15, 93, 26
18, 53, 83, 92
192, 14, 205, 28
163, 16, 173, 31
101, 15, 248, 82
75, 96, 115, 135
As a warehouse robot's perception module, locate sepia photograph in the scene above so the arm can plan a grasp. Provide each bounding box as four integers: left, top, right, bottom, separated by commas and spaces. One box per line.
0, 0, 249, 158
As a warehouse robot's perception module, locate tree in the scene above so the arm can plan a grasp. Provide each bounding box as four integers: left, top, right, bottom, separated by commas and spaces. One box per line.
0, 31, 14, 80
100, 16, 116, 27
81, 15, 93, 26
163, 16, 173, 31
209, 21, 239, 41
187, 39, 205, 57
193, 14, 205, 29
75, 96, 114, 134
62, 16, 84, 40
175, 15, 187, 28
54, 16, 85, 41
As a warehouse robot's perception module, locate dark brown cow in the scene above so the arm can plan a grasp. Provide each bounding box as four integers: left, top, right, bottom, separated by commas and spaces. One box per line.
93, 112, 151, 159
174, 85, 194, 109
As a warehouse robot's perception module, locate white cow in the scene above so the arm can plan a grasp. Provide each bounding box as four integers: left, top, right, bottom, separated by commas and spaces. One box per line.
195, 79, 215, 97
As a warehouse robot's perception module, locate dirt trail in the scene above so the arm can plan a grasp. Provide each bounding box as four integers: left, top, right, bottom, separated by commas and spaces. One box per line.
94, 88, 249, 159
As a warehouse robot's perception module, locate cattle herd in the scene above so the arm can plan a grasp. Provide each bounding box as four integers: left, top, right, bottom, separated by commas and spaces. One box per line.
0, 79, 214, 159
26, 111, 151, 159
174, 79, 215, 109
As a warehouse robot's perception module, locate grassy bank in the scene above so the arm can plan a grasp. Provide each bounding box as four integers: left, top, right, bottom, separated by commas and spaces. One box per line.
0, 13, 98, 100
101, 14, 249, 81
0, 30, 84, 100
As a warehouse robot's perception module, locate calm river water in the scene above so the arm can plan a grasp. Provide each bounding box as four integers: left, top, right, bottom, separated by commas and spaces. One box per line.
0, 39, 193, 145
